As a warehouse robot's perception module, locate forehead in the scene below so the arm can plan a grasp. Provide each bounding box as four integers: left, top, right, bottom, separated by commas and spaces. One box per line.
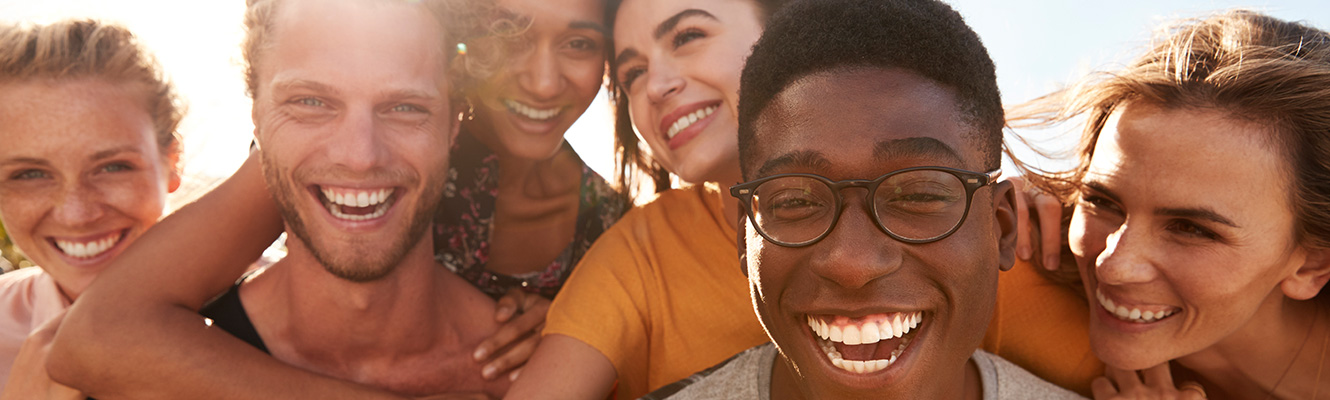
0, 79, 156, 155
261, 0, 449, 95
501, 0, 604, 26
748, 68, 974, 177
613, 0, 759, 48
1091, 103, 1291, 215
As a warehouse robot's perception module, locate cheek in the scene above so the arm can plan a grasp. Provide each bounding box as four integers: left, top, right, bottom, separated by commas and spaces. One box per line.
0, 195, 47, 244
102, 175, 169, 224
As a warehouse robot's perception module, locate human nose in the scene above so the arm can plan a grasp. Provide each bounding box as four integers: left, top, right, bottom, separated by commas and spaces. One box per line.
807, 194, 902, 289
52, 181, 105, 227
325, 107, 385, 172
515, 44, 563, 101
645, 59, 685, 104
1094, 221, 1159, 285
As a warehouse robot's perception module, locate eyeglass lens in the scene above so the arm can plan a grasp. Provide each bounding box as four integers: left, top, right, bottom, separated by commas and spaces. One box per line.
749, 170, 968, 244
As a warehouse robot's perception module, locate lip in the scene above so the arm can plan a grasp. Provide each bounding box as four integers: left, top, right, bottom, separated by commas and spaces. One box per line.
501, 98, 567, 137
796, 308, 928, 388
45, 229, 132, 270
658, 100, 721, 150
1092, 287, 1181, 333
308, 184, 402, 231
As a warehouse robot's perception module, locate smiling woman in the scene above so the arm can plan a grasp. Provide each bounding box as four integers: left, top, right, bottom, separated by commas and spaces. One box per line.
0, 18, 182, 389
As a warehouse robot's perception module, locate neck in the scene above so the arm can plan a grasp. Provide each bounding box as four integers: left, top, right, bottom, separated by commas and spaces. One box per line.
769, 353, 982, 400
1174, 295, 1329, 399
261, 232, 484, 362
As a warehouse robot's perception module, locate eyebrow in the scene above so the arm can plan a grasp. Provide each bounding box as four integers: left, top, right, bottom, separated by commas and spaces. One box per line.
570, 20, 608, 35
1156, 207, 1240, 228
613, 48, 639, 71
654, 9, 716, 40
1084, 181, 1240, 229
0, 157, 51, 169
872, 137, 964, 164
756, 150, 831, 177
91, 146, 145, 161
271, 79, 341, 96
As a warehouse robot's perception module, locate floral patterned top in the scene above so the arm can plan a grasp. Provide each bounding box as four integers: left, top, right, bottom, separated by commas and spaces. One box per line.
434, 132, 629, 299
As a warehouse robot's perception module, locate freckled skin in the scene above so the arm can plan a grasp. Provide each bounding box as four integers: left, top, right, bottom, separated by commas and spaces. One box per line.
743, 68, 1016, 400
0, 79, 176, 301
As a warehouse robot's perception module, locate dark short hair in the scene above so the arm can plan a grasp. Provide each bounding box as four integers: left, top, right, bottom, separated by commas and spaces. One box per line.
737, 0, 1002, 178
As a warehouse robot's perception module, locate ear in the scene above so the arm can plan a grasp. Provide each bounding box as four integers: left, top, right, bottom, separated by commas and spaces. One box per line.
992, 180, 1018, 272
737, 210, 750, 278
1281, 246, 1330, 300
165, 146, 182, 194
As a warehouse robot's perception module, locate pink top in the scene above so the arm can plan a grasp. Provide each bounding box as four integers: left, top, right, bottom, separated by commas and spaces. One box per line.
0, 267, 70, 384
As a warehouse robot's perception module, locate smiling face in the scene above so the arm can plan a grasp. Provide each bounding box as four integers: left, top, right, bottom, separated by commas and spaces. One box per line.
613, 0, 764, 184
469, 0, 605, 160
0, 79, 178, 300
1070, 102, 1314, 370
252, 0, 457, 282
743, 68, 1014, 399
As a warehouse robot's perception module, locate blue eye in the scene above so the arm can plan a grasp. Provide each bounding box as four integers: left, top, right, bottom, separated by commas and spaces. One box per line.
12, 169, 48, 180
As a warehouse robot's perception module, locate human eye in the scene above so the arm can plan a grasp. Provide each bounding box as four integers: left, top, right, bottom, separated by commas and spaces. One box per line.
565, 37, 601, 53
880, 180, 960, 214
1077, 192, 1121, 215
619, 66, 646, 91
671, 28, 706, 49
295, 97, 325, 107
1165, 219, 1221, 241
100, 162, 134, 173
391, 103, 425, 113
10, 169, 49, 181
761, 185, 830, 221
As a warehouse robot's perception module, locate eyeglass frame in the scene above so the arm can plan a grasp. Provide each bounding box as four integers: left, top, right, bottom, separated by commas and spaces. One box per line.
729, 166, 1003, 248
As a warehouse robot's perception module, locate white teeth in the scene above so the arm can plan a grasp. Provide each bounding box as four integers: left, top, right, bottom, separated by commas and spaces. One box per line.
829, 325, 843, 342
806, 311, 924, 374
861, 322, 880, 344
54, 234, 121, 259
1096, 289, 1176, 323
503, 99, 561, 121
321, 187, 395, 222
842, 325, 862, 346
665, 105, 718, 140
817, 327, 913, 375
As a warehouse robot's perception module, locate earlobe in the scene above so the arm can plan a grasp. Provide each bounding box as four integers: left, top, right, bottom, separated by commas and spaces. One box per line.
1281, 246, 1330, 300
737, 216, 750, 278
166, 151, 182, 194
993, 180, 1018, 272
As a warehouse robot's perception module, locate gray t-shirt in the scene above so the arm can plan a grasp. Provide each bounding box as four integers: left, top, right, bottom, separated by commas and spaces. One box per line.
640, 343, 1085, 399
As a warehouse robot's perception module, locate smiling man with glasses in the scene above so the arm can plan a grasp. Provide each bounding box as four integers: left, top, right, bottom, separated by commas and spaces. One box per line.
643, 0, 1083, 398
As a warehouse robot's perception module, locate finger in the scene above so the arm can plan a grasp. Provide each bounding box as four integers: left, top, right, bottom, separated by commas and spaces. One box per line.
1091, 376, 1120, 399
494, 290, 522, 323
1140, 362, 1174, 388
483, 332, 541, 381
473, 310, 545, 363
1034, 193, 1063, 270
1011, 179, 1033, 260
509, 367, 523, 382
1106, 366, 1144, 392
1177, 382, 1207, 399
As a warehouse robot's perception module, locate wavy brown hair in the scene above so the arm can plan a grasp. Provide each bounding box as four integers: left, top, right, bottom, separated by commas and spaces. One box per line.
1009, 10, 1330, 295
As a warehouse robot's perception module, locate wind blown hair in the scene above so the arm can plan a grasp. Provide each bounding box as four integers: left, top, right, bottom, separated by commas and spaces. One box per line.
1011, 10, 1330, 254
0, 19, 183, 159
736, 0, 1003, 179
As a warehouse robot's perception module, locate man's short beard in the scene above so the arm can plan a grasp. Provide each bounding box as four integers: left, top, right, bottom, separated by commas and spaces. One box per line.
261, 151, 441, 283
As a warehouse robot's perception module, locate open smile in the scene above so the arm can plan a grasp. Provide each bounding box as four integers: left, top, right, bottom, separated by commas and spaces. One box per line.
502, 99, 564, 122
315, 185, 398, 222
1095, 289, 1179, 324
659, 101, 720, 150
49, 229, 129, 260
807, 311, 924, 374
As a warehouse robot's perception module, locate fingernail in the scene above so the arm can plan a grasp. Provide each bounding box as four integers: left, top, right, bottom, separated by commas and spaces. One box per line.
1045, 255, 1059, 269
1017, 246, 1031, 260
482, 365, 496, 379
473, 347, 487, 361
509, 369, 522, 382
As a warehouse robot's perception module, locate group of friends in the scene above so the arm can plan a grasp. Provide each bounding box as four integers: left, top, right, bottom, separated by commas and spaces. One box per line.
0, 0, 1328, 399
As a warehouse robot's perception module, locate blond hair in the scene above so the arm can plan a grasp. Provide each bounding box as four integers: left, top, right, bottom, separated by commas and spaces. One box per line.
241, 0, 508, 101
0, 19, 183, 159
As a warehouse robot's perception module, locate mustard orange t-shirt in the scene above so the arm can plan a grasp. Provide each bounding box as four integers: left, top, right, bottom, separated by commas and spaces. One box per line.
984, 258, 1102, 396
544, 184, 769, 399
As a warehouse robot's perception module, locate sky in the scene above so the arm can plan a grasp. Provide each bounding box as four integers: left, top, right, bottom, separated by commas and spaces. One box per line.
2, 0, 1327, 204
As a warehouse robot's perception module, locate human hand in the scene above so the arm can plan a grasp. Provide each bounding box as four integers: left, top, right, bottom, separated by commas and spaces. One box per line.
1008, 176, 1065, 271
473, 288, 549, 381
1092, 364, 1207, 399
1, 313, 83, 400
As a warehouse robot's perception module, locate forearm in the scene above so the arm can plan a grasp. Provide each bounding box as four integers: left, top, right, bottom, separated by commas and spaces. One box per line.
45, 153, 394, 398
504, 334, 616, 400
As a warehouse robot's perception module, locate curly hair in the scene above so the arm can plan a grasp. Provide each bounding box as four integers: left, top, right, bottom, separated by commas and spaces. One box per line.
737, 0, 1003, 178
0, 19, 183, 160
